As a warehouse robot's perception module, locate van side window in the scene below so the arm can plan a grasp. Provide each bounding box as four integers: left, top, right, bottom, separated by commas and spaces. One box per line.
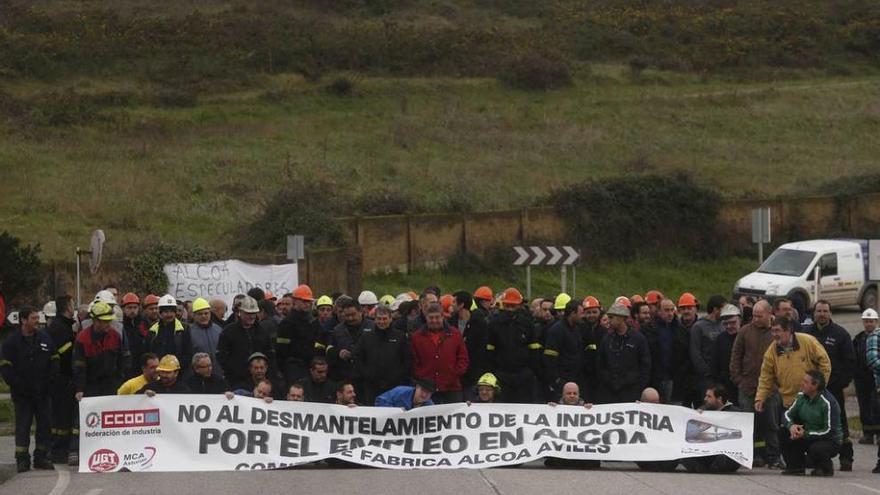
807, 253, 838, 280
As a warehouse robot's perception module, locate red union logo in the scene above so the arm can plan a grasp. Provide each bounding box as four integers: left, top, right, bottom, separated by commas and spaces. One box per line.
88, 449, 119, 472
101, 409, 160, 428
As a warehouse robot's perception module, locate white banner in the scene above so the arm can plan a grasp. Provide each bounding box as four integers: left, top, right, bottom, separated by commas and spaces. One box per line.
79, 396, 753, 472
164, 259, 298, 312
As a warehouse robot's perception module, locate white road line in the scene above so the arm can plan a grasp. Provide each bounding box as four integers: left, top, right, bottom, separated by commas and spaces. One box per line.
849, 483, 880, 495
48, 466, 70, 495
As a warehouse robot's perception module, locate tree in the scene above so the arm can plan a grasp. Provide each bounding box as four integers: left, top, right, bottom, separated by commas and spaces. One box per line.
0, 231, 42, 301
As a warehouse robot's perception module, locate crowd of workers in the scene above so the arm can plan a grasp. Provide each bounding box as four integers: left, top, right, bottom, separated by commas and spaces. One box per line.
2, 283, 880, 477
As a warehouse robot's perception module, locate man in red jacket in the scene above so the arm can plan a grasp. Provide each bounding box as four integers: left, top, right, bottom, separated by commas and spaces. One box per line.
410, 302, 469, 404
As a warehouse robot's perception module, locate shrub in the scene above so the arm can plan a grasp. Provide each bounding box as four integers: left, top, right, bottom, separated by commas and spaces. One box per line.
548, 173, 721, 261
498, 52, 572, 90
128, 242, 218, 295
0, 231, 42, 302
325, 77, 354, 96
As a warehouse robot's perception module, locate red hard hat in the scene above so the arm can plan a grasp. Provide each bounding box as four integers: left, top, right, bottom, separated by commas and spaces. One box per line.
292, 285, 314, 302
645, 290, 664, 305
631, 294, 645, 304
143, 294, 160, 307
474, 286, 494, 301
583, 296, 601, 309
440, 294, 454, 313
614, 296, 632, 308
121, 292, 140, 306
500, 287, 524, 306
678, 292, 698, 308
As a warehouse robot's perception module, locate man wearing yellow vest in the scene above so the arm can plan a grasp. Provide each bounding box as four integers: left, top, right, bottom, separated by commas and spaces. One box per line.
117, 353, 159, 395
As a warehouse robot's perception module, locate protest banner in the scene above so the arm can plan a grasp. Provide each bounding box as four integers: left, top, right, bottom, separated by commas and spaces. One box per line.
164, 260, 298, 312
79, 395, 753, 473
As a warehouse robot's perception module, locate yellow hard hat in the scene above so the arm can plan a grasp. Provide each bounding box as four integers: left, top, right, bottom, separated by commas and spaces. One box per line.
554, 293, 571, 310
91, 301, 116, 321
192, 297, 211, 313
316, 295, 333, 307
157, 354, 181, 372
477, 372, 501, 391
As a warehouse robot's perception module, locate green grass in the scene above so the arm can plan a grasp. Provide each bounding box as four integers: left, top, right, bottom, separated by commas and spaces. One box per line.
365, 255, 757, 307
2, 69, 879, 260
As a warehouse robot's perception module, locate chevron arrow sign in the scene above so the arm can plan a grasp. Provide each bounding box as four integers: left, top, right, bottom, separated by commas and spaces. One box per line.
512, 246, 580, 266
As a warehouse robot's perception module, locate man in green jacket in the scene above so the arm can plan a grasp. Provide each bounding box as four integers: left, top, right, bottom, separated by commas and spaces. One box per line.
781, 370, 842, 477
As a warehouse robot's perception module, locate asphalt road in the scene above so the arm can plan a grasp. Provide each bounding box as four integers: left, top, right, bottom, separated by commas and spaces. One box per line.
0, 309, 877, 495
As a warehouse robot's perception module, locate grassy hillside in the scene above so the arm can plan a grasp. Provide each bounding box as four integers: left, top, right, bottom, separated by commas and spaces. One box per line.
1, 0, 879, 261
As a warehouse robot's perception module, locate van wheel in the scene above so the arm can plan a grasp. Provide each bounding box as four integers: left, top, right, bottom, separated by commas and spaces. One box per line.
860, 287, 877, 311
789, 292, 807, 318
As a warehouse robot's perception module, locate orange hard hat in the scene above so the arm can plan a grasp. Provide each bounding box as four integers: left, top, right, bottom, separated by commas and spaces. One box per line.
291, 284, 314, 302
645, 290, 664, 305
614, 296, 632, 308
500, 287, 524, 306
440, 294, 454, 312
143, 294, 160, 307
474, 286, 494, 301
583, 296, 601, 309
678, 292, 698, 308
631, 294, 644, 304
121, 292, 140, 306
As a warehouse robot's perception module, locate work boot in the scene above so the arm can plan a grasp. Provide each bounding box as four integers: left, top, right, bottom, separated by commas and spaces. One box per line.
810, 468, 834, 477
781, 468, 805, 476
33, 452, 54, 470
839, 459, 853, 472
766, 458, 786, 470
16, 456, 30, 474
872, 461, 880, 474
67, 452, 79, 467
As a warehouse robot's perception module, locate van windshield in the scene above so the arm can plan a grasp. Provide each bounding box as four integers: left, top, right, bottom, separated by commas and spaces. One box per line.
757, 249, 816, 277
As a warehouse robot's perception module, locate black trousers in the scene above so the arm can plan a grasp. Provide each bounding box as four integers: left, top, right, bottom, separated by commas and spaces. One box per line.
854, 375, 879, 438
50, 379, 77, 457
680, 455, 741, 473
781, 434, 839, 472
495, 368, 539, 404
14, 394, 52, 460
828, 386, 853, 462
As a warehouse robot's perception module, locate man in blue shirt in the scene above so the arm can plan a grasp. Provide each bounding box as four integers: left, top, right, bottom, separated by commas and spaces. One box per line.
375, 379, 435, 410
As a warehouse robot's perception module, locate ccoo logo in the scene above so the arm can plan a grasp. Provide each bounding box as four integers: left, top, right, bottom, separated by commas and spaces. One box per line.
85, 412, 100, 428
88, 449, 119, 473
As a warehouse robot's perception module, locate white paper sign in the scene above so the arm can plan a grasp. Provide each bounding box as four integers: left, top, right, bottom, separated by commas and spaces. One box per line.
164, 259, 298, 312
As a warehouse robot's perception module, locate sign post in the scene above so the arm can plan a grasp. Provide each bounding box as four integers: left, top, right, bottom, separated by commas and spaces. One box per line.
869, 240, 880, 310
751, 207, 771, 264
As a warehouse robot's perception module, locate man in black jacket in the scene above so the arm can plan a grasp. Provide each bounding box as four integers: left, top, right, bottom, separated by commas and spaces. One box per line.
643, 298, 691, 405
354, 305, 410, 406
327, 298, 374, 385
486, 288, 541, 403
543, 300, 585, 401
0, 307, 58, 472
597, 303, 651, 404
140, 355, 191, 395
463, 287, 494, 388
185, 353, 229, 394
807, 300, 856, 470
46, 295, 77, 463
276, 285, 319, 384
217, 296, 274, 389
711, 304, 742, 406
302, 356, 336, 403
680, 384, 742, 473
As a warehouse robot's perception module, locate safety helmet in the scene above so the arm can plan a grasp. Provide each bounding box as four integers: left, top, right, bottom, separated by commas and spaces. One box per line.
501, 287, 524, 306
554, 293, 571, 310
720, 304, 742, 319
292, 284, 315, 302
477, 372, 501, 392
606, 303, 630, 318
6, 311, 19, 325
158, 294, 177, 309
440, 294, 454, 313
94, 290, 117, 305
614, 296, 632, 308
390, 294, 412, 312
238, 296, 260, 314
192, 297, 211, 313
157, 354, 181, 372
121, 292, 140, 306
143, 294, 160, 307
42, 301, 57, 318
583, 296, 601, 309
474, 286, 494, 301
379, 294, 395, 307
645, 290, 664, 305
358, 290, 379, 306
316, 295, 334, 307
630, 294, 644, 304
678, 292, 698, 308
91, 301, 116, 321
862, 308, 879, 320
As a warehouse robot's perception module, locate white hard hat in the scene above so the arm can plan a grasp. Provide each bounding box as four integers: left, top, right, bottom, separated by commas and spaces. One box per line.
238, 296, 260, 314
158, 294, 178, 308
862, 308, 879, 320
6, 311, 19, 325
94, 290, 117, 305
390, 293, 413, 312
358, 290, 379, 306
38, 311, 47, 324
43, 300, 57, 318
720, 304, 742, 319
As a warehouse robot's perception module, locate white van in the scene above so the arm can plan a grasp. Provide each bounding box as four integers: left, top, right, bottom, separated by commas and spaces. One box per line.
733, 239, 877, 314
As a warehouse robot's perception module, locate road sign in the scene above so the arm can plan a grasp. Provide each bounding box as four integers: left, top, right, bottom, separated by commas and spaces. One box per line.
287, 235, 305, 261
512, 246, 579, 266
751, 208, 771, 264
